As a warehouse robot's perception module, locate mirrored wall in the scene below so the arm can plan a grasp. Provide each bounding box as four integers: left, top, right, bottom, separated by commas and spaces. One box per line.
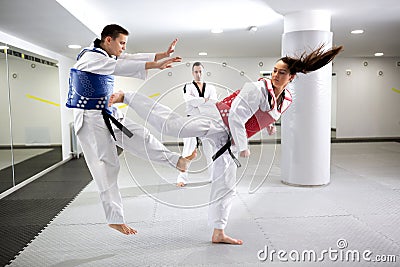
0, 43, 62, 194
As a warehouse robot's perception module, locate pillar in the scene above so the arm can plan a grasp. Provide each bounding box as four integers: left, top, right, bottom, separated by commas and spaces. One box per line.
281, 11, 332, 186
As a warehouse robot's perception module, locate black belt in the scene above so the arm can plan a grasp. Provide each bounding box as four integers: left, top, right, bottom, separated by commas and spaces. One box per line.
212, 136, 241, 167
101, 109, 133, 141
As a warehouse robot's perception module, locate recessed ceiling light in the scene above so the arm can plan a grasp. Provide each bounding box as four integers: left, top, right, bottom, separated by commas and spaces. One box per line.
374, 52, 384, 57
198, 52, 208, 56
351, 29, 364, 34
68, 44, 82, 49
211, 28, 223, 34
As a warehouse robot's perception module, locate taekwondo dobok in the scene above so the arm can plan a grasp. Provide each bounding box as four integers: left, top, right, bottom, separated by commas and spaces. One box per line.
119, 77, 292, 230
66, 45, 182, 225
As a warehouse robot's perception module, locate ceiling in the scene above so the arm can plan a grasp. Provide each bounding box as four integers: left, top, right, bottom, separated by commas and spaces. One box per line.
0, 0, 399, 60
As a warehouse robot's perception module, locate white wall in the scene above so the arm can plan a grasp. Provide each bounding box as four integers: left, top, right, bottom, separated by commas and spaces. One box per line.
59, 60, 79, 159
331, 73, 337, 129
334, 57, 400, 138
117, 56, 400, 142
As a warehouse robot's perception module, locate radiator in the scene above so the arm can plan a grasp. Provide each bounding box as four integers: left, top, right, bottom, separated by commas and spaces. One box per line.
70, 122, 82, 158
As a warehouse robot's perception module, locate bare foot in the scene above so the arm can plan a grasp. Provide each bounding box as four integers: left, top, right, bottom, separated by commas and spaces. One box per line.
108, 90, 125, 106
185, 149, 197, 160
212, 229, 243, 245
108, 224, 137, 235
176, 156, 190, 172
176, 181, 186, 187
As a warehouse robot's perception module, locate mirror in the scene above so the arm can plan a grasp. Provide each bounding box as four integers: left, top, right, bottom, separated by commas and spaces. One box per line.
0, 43, 62, 194
0, 42, 13, 192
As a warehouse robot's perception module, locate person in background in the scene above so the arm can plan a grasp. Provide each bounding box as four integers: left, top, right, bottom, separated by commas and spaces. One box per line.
177, 62, 218, 187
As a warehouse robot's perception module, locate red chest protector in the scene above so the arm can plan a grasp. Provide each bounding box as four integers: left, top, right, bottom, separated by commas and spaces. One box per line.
215, 78, 292, 138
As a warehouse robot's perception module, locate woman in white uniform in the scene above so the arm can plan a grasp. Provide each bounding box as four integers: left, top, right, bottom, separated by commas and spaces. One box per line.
177, 62, 218, 187
67, 24, 187, 235
110, 45, 343, 244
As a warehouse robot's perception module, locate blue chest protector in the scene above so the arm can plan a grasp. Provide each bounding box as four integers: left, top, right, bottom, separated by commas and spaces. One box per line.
66, 68, 114, 111
66, 48, 132, 140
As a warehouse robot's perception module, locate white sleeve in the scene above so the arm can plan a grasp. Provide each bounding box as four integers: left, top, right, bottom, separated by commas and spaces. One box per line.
119, 52, 156, 62
228, 82, 263, 151
75, 52, 147, 80
183, 85, 204, 108
114, 59, 147, 80
208, 84, 218, 100
184, 95, 205, 107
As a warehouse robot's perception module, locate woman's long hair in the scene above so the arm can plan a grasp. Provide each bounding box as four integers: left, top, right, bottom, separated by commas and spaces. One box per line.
280, 45, 343, 75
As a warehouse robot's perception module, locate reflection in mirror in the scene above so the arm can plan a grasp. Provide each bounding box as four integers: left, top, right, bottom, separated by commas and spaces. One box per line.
0, 43, 62, 194
0, 42, 14, 192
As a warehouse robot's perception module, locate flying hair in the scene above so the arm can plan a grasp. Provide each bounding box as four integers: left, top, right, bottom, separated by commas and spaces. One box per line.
280, 44, 344, 75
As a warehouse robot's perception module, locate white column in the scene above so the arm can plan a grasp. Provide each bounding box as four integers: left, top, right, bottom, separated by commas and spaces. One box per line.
281, 11, 332, 186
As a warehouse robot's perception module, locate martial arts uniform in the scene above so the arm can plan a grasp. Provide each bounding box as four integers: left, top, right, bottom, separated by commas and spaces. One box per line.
122, 78, 292, 229
66, 43, 181, 224
177, 81, 218, 185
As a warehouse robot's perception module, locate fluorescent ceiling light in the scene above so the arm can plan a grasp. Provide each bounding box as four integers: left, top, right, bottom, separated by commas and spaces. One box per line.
198, 52, 208, 56
68, 44, 82, 49
351, 29, 364, 34
374, 52, 384, 57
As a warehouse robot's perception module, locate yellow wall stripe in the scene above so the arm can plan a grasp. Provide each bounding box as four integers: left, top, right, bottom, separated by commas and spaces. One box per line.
26, 92, 160, 109
149, 93, 160, 98
117, 104, 128, 109
26, 94, 60, 107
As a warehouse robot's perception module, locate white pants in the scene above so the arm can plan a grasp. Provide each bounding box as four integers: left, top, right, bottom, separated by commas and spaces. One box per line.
76, 109, 181, 224
177, 136, 215, 184
125, 92, 238, 229
181, 137, 197, 158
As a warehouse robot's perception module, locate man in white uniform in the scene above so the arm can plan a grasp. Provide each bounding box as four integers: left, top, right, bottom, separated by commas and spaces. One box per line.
176, 62, 218, 187
67, 24, 188, 235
